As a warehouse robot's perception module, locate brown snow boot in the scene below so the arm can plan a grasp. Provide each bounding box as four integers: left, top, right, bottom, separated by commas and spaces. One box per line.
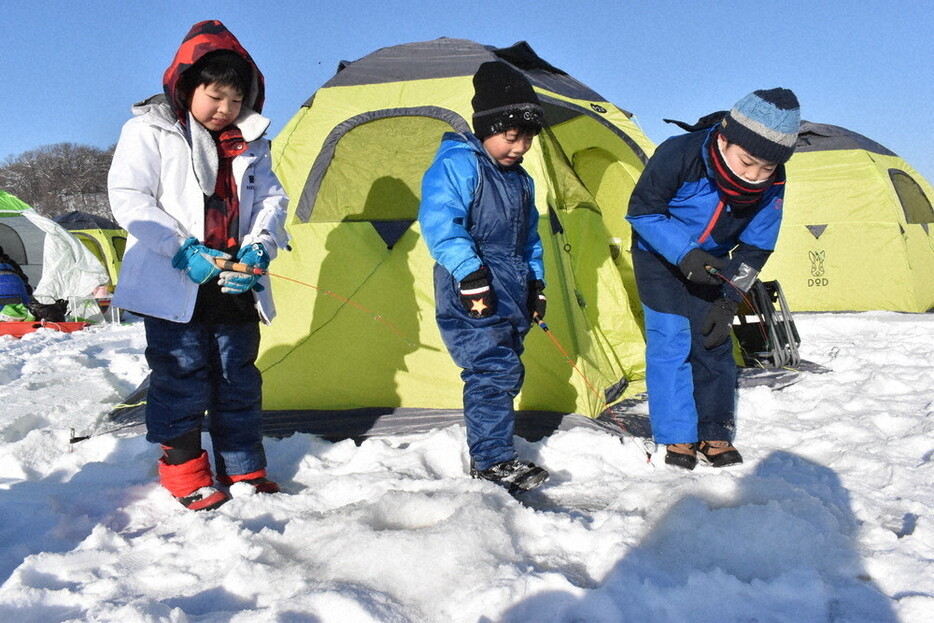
665, 443, 698, 470
697, 440, 744, 467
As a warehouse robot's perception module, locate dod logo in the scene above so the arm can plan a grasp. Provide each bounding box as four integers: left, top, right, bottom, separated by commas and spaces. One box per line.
808, 250, 829, 287
590, 103, 608, 114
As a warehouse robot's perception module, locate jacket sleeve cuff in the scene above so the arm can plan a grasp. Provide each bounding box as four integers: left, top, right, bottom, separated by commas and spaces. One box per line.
451, 257, 483, 282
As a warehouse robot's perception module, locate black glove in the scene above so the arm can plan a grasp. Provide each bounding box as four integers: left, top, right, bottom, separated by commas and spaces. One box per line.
527, 279, 546, 322
701, 297, 739, 349
679, 249, 727, 286
459, 267, 495, 318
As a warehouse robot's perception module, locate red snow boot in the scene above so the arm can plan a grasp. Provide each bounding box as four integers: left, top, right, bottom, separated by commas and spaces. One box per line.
158, 451, 229, 511
219, 468, 280, 494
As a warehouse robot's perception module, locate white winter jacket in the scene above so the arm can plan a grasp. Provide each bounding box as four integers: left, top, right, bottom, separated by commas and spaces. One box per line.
108, 96, 289, 324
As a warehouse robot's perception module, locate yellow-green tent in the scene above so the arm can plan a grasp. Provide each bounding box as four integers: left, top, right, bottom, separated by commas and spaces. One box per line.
760, 122, 934, 312
263, 38, 654, 426
53, 211, 127, 287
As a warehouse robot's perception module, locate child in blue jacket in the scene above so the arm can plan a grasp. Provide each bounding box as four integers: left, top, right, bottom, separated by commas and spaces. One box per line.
419, 61, 549, 493
627, 89, 800, 470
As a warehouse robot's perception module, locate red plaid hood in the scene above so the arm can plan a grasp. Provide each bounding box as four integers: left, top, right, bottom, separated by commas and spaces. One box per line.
162, 20, 265, 123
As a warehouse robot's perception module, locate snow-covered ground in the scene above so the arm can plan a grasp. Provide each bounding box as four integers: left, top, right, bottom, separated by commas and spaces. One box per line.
0, 312, 931, 622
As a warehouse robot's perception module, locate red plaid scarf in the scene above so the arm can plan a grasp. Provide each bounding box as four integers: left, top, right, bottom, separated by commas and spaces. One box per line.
204, 127, 246, 252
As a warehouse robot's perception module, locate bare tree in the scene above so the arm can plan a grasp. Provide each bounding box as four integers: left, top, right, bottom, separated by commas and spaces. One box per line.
0, 143, 115, 219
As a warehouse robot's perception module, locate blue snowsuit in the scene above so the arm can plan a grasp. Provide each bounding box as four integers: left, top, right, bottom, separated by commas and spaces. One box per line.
626, 127, 785, 444
419, 132, 545, 470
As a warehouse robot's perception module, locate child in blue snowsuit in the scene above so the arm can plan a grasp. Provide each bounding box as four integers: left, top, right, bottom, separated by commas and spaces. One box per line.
626, 89, 800, 470
419, 61, 549, 492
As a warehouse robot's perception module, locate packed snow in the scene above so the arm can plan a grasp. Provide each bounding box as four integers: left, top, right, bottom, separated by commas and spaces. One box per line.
0, 312, 931, 622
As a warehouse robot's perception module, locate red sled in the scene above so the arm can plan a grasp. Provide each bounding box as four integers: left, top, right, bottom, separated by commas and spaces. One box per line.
0, 320, 91, 338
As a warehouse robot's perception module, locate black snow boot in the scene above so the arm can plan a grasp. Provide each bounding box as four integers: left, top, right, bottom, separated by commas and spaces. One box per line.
470, 459, 549, 494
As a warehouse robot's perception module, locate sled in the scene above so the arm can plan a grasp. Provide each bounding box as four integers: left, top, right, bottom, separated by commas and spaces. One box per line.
0, 320, 91, 338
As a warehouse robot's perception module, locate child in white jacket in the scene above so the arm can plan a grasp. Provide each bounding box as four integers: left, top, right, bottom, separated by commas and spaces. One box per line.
108, 20, 289, 511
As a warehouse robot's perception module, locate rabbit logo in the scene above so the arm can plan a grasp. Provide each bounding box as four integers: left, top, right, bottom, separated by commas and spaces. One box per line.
808, 250, 828, 286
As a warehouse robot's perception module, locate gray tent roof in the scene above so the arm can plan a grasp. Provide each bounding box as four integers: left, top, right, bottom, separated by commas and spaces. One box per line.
293, 38, 648, 223
54, 210, 121, 231
312, 37, 620, 111
795, 121, 896, 157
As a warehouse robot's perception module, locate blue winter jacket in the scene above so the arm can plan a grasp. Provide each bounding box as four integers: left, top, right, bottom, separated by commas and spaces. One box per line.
0, 263, 31, 305
419, 132, 545, 284
627, 126, 785, 297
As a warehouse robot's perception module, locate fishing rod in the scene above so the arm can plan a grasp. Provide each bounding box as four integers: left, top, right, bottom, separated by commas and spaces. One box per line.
218, 257, 654, 458
533, 314, 657, 461
213, 258, 416, 347
72, 258, 416, 449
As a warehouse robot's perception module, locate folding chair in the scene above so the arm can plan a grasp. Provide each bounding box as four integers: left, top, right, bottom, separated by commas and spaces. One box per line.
732, 279, 801, 368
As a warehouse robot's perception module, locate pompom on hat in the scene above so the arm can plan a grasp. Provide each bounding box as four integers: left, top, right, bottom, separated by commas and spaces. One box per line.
471, 61, 544, 140
720, 88, 800, 164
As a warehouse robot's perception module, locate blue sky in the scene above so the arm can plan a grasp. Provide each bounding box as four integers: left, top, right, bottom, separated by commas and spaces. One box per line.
2, 1, 932, 182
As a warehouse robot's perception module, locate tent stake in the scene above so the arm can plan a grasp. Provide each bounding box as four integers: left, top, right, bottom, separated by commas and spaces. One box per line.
69, 427, 91, 450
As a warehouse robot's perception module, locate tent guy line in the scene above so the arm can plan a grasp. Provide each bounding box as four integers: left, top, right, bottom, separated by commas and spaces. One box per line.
216, 253, 655, 458
213, 256, 417, 346
533, 314, 658, 460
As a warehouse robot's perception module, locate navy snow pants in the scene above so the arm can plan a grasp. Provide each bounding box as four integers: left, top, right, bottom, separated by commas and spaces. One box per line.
434, 261, 532, 471
143, 316, 266, 477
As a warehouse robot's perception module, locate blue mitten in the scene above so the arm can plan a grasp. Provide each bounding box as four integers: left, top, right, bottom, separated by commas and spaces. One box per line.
218, 243, 269, 295
171, 238, 230, 285
237, 243, 270, 270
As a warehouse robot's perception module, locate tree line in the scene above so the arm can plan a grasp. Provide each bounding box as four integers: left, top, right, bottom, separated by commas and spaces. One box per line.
0, 143, 115, 220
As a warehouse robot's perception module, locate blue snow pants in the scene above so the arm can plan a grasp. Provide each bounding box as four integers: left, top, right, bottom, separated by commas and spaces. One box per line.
434, 261, 532, 471
143, 316, 266, 477
632, 249, 737, 444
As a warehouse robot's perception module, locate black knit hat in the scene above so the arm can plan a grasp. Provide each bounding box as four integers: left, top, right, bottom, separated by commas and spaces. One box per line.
471, 61, 544, 140
720, 88, 801, 164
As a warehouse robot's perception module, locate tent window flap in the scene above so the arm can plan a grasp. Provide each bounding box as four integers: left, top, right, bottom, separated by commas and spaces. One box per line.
889, 169, 934, 224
